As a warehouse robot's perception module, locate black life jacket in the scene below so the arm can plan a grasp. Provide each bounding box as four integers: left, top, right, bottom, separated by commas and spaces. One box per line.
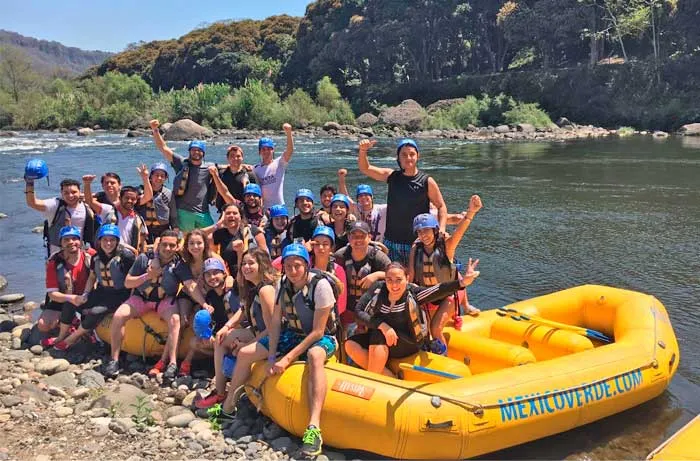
264, 225, 288, 259
342, 246, 376, 300
365, 283, 429, 345
94, 246, 133, 290
413, 241, 457, 287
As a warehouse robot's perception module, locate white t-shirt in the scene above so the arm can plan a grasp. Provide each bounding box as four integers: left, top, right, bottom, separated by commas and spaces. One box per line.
253, 157, 288, 209
99, 203, 148, 247
41, 198, 88, 255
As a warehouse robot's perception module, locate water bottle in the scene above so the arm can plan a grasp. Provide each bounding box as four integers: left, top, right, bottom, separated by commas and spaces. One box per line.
430, 338, 447, 356
222, 354, 237, 378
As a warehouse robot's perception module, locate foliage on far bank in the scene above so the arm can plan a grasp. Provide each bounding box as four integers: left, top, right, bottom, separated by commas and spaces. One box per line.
424, 94, 553, 129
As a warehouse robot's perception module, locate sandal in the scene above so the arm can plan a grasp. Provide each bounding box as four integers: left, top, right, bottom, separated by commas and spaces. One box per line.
466, 304, 480, 317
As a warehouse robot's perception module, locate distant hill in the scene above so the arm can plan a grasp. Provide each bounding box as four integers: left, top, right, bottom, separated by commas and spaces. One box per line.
0, 30, 112, 75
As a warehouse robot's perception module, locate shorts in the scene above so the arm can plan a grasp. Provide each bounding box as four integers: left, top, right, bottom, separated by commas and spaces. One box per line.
383, 239, 413, 266
79, 288, 131, 330
177, 209, 214, 232
349, 329, 420, 359
125, 295, 176, 317
258, 329, 337, 361
43, 300, 69, 313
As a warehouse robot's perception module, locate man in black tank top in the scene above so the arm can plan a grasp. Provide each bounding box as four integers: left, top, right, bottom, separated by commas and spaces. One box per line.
357, 138, 448, 264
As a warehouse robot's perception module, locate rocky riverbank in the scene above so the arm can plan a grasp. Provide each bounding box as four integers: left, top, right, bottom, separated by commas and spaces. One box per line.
0, 293, 348, 461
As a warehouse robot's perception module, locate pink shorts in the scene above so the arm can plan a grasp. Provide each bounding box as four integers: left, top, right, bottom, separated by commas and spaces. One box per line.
125, 295, 176, 318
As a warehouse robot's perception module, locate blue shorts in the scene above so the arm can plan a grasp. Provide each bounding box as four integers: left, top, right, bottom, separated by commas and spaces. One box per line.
383, 238, 413, 266
258, 329, 337, 361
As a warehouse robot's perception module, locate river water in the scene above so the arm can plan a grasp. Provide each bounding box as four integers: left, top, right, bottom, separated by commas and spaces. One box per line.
1, 132, 699, 459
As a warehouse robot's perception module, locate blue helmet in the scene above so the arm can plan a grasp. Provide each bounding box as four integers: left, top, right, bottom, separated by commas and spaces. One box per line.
150, 162, 169, 179
295, 188, 315, 203
258, 137, 275, 150
97, 224, 120, 240
396, 138, 419, 155
204, 258, 226, 274
312, 225, 335, 244
59, 226, 81, 241
24, 159, 49, 181
222, 354, 237, 378
188, 140, 206, 154
282, 243, 310, 265
269, 204, 289, 218
330, 194, 350, 209
193, 309, 214, 340
356, 184, 373, 198
413, 213, 439, 233
243, 183, 262, 198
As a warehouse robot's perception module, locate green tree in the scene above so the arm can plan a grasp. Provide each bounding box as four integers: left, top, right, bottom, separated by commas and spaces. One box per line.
0, 46, 38, 103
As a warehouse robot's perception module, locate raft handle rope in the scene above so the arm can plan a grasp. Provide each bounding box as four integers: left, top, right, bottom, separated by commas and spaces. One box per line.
138, 317, 167, 362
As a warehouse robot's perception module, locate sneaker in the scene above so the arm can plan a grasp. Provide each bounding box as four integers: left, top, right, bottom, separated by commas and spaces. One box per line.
163, 363, 178, 380
178, 360, 191, 377
54, 340, 70, 351
195, 392, 225, 410
205, 403, 235, 422
300, 425, 323, 457
148, 359, 165, 377
86, 331, 98, 344
103, 360, 120, 378
40, 337, 58, 348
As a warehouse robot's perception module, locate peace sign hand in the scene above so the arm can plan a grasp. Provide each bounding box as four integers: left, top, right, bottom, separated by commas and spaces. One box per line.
459, 258, 480, 288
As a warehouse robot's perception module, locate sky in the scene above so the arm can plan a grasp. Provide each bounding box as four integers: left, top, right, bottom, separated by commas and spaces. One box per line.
1, 0, 311, 52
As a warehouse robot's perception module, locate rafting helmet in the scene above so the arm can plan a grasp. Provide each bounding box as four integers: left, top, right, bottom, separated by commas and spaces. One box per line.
149, 162, 169, 179
269, 204, 289, 218
413, 213, 439, 233
243, 183, 262, 198
193, 309, 214, 340
396, 138, 419, 168
356, 184, 373, 198
330, 194, 350, 209
282, 243, 310, 265
312, 225, 335, 244
258, 137, 275, 150
188, 140, 206, 154
24, 159, 49, 182
204, 258, 226, 274
295, 188, 315, 203
97, 224, 120, 240
59, 226, 81, 241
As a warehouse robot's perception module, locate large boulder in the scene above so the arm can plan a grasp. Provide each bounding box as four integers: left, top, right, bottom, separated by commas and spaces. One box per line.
77, 127, 94, 136
323, 121, 343, 131
679, 123, 700, 136
0, 131, 18, 137
163, 119, 213, 141
356, 113, 379, 128
90, 383, 147, 417
379, 100, 427, 131
426, 98, 465, 114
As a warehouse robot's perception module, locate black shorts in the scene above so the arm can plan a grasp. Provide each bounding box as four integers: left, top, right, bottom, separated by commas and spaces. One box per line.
349, 330, 420, 359
43, 299, 67, 312
79, 289, 131, 330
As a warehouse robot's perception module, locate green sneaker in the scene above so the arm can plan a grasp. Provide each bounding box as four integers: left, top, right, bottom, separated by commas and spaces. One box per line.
300, 425, 323, 457
205, 403, 235, 422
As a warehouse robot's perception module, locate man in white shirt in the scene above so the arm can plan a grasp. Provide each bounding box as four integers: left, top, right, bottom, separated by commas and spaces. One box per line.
25, 177, 96, 256
253, 123, 294, 209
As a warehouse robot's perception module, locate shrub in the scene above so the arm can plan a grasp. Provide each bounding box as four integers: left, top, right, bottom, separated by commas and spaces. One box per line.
283, 89, 327, 125
478, 93, 516, 126
617, 126, 636, 137
231, 80, 289, 129
316, 76, 343, 110
503, 102, 553, 128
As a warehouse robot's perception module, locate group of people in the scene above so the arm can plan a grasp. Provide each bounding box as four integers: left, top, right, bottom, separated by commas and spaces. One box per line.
23, 121, 483, 457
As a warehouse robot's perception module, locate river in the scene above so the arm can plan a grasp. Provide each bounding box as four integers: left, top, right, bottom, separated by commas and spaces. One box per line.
1, 132, 699, 459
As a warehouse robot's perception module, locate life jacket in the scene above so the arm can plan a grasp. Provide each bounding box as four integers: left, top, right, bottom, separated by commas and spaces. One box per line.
277, 269, 340, 336
413, 242, 457, 286
138, 187, 172, 228
365, 283, 429, 345
174, 159, 192, 197
104, 207, 147, 251
138, 252, 178, 300
43, 199, 97, 256
342, 246, 376, 300
245, 282, 272, 334
244, 208, 265, 228
49, 250, 93, 294
94, 246, 133, 290
287, 214, 318, 242
264, 226, 288, 259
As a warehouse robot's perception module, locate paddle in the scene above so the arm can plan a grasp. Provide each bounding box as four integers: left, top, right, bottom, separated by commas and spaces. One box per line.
398, 363, 461, 380
496, 307, 613, 344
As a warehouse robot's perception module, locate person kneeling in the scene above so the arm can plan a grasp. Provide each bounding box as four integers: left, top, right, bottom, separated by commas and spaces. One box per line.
219, 244, 337, 458
345, 259, 480, 377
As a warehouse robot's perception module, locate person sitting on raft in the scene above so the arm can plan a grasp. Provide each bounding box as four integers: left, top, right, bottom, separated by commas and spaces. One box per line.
264, 205, 291, 259
358, 138, 448, 265
310, 226, 347, 322
345, 259, 480, 377
179, 258, 238, 378
408, 194, 483, 346
219, 244, 337, 457
38, 226, 95, 337
287, 188, 320, 243
195, 248, 278, 409
45, 224, 136, 351
104, 230, 182, 379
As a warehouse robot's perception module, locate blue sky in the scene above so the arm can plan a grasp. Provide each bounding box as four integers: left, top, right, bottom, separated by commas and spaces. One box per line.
1, 0, 311, 52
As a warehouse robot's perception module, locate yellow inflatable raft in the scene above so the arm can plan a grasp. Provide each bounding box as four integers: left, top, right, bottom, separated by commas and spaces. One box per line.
243, 285, 679, 459
95, 311, 195, 359
647, 414, 700, 460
